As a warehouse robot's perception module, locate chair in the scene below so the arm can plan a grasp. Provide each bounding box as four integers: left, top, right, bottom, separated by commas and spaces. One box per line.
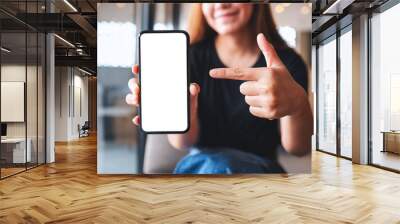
79, 121, 90, 138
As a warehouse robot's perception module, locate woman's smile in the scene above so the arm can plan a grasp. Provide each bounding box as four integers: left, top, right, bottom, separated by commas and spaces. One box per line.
214, 10, 240, 22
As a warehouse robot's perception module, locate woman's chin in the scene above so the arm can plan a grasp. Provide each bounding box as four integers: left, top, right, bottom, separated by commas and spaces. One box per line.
215, 26, 243, 36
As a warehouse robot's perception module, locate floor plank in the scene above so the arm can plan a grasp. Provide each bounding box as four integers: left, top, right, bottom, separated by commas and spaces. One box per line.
1, 135, 400, 223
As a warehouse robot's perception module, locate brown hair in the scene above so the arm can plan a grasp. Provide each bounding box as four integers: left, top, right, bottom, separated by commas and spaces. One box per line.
187, 3, 287, 49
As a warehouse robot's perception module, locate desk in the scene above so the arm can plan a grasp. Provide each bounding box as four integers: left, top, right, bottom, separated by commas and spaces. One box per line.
1, 138, 31, 163
381, 131, 400, 154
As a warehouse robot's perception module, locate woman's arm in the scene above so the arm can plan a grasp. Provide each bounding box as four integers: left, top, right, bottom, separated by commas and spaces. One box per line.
167, 84, 201, 150
279, 91, 313, 156
167, 116, 199, 150
209, 33, 312, 156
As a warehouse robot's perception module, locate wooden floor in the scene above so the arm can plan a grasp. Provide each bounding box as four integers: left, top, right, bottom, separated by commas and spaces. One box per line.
372, 150, 400, 171
0, 167, 26, 178
1, 135, 400, 223
1, 163, 45, 178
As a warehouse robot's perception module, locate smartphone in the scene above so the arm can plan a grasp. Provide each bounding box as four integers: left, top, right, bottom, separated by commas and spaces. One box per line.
138, 30, 190, 133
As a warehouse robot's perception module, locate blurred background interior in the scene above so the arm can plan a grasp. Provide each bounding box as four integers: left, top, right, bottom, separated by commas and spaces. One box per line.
1, 0, 399, 177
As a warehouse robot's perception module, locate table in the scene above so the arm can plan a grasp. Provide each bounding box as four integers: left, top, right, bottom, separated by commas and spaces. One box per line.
1, 138, 31, 164
381, 131, 400, 154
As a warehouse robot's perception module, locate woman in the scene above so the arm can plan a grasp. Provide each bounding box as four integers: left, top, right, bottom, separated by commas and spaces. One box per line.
126, 3, 313, 174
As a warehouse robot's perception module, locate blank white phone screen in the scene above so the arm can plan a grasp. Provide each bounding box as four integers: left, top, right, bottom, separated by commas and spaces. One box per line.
140, 32, 188, 132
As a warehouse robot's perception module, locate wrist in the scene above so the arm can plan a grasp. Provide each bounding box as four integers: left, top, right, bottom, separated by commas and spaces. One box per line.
291, 89, 309, 118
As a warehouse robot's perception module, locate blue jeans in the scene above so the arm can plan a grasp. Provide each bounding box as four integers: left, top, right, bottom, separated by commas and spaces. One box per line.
173, 147, 285, 174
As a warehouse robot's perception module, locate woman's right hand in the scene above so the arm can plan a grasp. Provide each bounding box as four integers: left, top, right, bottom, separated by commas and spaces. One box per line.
125, 64, 201, 149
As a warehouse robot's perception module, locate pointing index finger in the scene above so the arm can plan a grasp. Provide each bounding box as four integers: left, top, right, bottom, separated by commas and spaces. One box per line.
209, 67, 260, 81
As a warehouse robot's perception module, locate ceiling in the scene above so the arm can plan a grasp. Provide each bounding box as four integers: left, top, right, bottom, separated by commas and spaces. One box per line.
0, 0, 392, 73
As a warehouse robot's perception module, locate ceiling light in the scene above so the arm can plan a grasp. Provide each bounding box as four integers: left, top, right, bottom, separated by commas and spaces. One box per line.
275, 4, 285, 14
301, 5, 311, 15
54, 34, 75, 48
116, 3, 126, 8
63, 0, 78, 12
76, 48, 85, 55
1, 47, 11, 53
78, 67, 93, 76
323, 0, 354, 15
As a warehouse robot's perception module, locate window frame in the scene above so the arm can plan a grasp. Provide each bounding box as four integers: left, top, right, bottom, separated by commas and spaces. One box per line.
314, 19, 353, 160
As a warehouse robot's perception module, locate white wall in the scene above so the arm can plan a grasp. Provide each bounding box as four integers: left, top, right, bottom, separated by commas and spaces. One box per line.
1, 65, 35, 138
55, 66, 89, 141
1, 65, 26, 137
55, 66, 68, 141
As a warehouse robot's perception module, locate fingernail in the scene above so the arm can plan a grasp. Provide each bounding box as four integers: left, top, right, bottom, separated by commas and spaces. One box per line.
209, 69, 216, 76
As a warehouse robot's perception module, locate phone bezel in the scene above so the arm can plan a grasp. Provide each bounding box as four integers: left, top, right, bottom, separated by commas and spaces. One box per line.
138, 30, 191, 134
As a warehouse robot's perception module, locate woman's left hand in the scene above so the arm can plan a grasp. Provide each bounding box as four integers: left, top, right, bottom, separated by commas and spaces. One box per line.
209, 33, 308, 120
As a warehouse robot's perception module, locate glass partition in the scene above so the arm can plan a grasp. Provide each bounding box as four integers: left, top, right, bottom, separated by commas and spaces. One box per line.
1, 30, 28, 177
0, 1, 46, 179
317, 37, 337, 154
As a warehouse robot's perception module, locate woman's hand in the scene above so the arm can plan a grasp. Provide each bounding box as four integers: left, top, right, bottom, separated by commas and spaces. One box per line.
209, 33, 312, 155
209, 33, 308, 120
125, 64, 201, 150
